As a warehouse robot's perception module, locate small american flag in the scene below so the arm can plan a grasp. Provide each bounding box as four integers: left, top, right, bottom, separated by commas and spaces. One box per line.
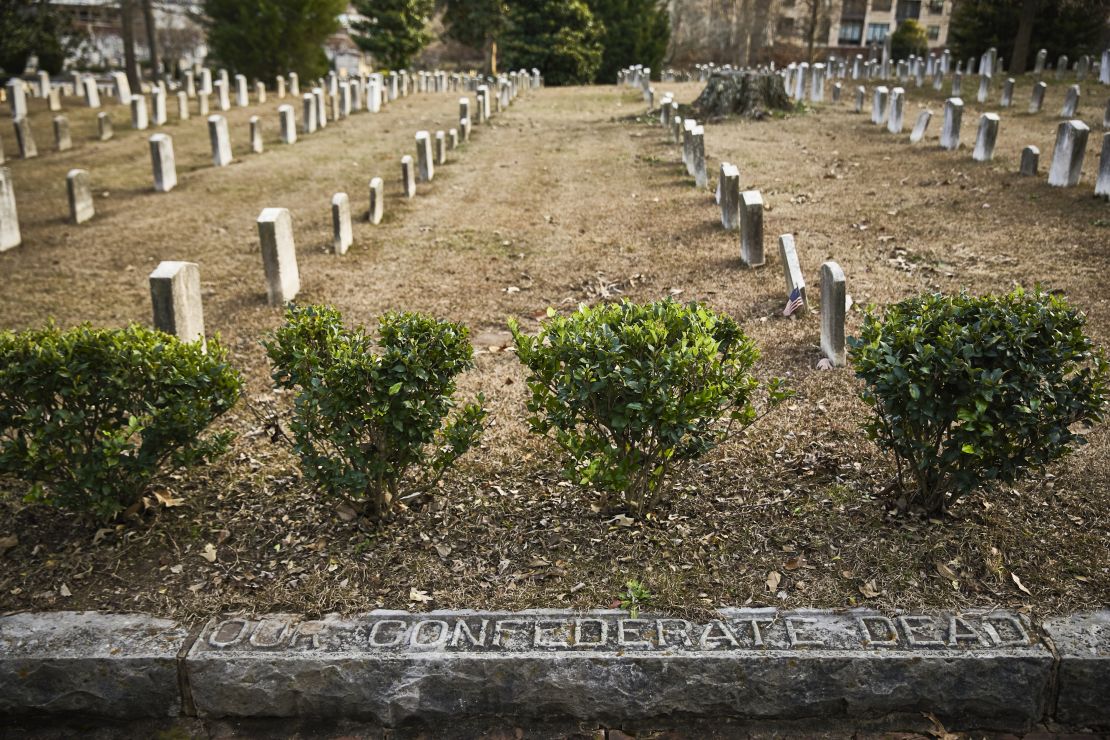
783, 287, 804, 317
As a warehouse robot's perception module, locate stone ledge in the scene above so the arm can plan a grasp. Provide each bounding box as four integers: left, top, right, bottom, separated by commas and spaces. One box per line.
1, 608, 1106, 731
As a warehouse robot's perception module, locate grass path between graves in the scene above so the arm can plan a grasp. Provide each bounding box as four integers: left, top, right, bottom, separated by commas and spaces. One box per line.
1, 78, 1109, 622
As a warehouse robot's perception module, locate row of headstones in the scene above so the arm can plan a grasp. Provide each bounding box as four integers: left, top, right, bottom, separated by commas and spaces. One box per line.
652, 91, 847, 368
0, 71, 532, 250
783, 46, 1110, 94
2, 68, 543, 161
846, 82, 1110, 199
786, 60, 1110, 113
131, 71, 538, 349
7, 65, 545, 116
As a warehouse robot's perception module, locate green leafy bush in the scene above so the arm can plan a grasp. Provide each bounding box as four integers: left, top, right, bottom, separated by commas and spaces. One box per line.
264, 305, 486, 520
0, 324, 242, 519
850, 288, 1108, 516
511, 300, 788, 516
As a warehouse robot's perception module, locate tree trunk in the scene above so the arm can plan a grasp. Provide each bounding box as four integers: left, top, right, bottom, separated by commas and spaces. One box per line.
489, 39, 498, 76
694, 69, 791, 118
806, 0, 820, 64
1011, 0, 1038, 75
141, 0, 161, 83
120, 0, 140, 92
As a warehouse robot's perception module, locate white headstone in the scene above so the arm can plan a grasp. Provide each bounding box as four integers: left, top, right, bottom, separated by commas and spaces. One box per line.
150, 261, 205, 345
909, 110, 932, 143
940, 97, 964, 150
1048, 120, 1090, 187
207, 115, 232, 167
331, 192, 352, 255
149, 133, 177, 192
279, 104, 296, 144
249, 115, 263, 153
820, 261, 846, 367
1095, 132, 1110, 199
401, 155, 416, 198
778, 234, 807, 314
257, 207, 300, 305
369, 177, 384, 224
972, 113, 1000, 162
131, 95, 149, 130
66, 168, 94, 224
740, 190, 765, 267
0, 167, 18, 251
415, 131, 434, 182
1019, 145, 1040, 176
718, 163, 740, 230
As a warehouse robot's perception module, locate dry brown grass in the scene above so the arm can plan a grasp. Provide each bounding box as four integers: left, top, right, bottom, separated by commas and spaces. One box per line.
1, 76, 1108, 622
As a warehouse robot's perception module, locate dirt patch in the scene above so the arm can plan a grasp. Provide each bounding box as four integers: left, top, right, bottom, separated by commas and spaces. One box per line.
1, 79, 1108, 622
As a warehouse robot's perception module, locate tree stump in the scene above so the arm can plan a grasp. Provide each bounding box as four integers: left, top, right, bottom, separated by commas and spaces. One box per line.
693, 70, 791, 119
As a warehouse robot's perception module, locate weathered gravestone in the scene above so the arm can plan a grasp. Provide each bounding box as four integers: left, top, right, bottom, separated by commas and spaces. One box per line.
415, 131, 435, 182
13, 117, 37, 159
401, 155, 416, 198
972, 113, 1000, 162
1061, 85, 1080, 117
302, 94, 317, 134
207, 115, 232, 167
52, 116, 72, 152
718, 163, 740, 231
257, 207, 300, 306
66, 169, 94, 224
1048, 120, 1090, 187
149, 134, 177, 193
909, 110, 932, 143
778, 234, 807, 314
1030, 82, 1047, 113
149, 261, 204, 344
332, 192, 352, 255
1095, 132, 1110, 199
740, 190, 764, 267
820, 261, 846, 367
97, 112, 113, 141
886, 88, 905, 134
940, 98, 963, 150
369, 177, 384, 224
131, 95, 149, 130
0, 167, 20, 251
1020, 145, 1040, 176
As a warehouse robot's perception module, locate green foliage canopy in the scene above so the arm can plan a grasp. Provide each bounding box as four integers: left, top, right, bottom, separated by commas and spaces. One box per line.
850, 288, 1108, 516
351, 0, 433, 70
501, 0, 603, 86
511, 300, 789, 516
0, 0, 78, 78
264, 305, 486, 520
948, 0, 1110, 69
0, 324, 242, 519
202, 0, 345, 82
889, 20, 928, 61
586, 0, 669, 84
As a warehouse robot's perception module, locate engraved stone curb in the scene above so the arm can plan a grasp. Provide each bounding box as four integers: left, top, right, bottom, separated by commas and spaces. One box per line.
1043, 611, 1110, 727
0, 611, 189, 718
2, 609, 1107, 729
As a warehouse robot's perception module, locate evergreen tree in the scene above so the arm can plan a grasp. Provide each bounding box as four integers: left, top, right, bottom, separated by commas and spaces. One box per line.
501, 0, 603, 86
351, 0, 433, 70
948, 0, 1110, 73
889, 19, 927, 61
443, 0, 508, 74
585, 0, 669, 84
0, 0, 77, 78
203, 0, 344, 82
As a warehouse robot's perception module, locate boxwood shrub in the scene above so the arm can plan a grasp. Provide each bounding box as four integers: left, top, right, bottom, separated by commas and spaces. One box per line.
511, 299, 788, 517
264, 305, 486, 520
850, 288, 1108, 515
0, 324, 242, 519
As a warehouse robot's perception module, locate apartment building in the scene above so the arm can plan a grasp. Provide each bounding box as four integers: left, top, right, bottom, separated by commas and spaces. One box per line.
778, 0, 955, 56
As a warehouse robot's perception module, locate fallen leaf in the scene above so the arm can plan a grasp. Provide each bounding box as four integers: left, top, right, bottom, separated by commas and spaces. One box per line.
59, 584, 71, 597
1011, 572, 1032, 595
935, 562, 959, 581
200, 543, 217, 563
766, 571, 782, 592
860, 579, 881, 598
154, 490, 184, 508
336, 503, 357, 522
0, 534, 17, 556
435, 543, 452, 558
169, 564, 183, 574
409, 587, 433, 603
784, 555, 805, 571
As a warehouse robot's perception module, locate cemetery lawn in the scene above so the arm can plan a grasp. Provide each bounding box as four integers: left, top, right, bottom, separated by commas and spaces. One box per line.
2, 80, 1109, 622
